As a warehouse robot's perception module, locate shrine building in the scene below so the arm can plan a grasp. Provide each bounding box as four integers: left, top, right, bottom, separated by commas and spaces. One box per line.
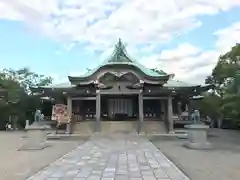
32, 39, 211, 134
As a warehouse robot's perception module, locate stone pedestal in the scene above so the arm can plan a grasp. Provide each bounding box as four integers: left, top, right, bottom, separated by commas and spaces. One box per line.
66, 123, 71, 134
19, 122, 51, 151
25, 120, 30, 129
184, 124, 212, 150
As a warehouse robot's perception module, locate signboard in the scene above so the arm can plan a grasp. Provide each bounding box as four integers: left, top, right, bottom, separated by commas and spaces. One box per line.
51, 104, 69, 123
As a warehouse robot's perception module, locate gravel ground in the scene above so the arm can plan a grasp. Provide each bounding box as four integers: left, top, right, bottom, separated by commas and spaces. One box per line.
0, 131, 83, 180
152, 129, 240, 180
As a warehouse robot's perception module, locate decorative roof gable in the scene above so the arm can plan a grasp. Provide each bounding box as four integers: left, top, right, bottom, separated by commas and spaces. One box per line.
68, 39, 170, 84
108, 38, 133, 63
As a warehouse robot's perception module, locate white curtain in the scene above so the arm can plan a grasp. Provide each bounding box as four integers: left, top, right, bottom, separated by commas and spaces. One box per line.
108, 99, 133, 117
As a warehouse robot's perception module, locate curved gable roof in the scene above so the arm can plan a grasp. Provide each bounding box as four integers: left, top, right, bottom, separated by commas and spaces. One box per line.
71, 39, 168, 79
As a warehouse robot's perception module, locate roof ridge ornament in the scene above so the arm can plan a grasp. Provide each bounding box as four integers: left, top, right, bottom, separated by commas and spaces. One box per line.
116, 38, 123, 47
115, 38, 126, 53
108, 38, 132, 63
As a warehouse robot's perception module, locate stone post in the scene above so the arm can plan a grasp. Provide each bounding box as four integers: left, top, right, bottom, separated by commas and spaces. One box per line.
138, 92, 144, 133
167, 96, 174, 133
66, 97, 72, 134
96, 91, 101, 132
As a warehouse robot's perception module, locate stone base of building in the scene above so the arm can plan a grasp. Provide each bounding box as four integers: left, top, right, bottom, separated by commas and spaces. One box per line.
72, 120, 167, 135
47, 131, 187, 141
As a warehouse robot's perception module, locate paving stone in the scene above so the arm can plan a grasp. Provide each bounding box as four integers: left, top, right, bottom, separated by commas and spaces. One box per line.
76, 172, 91, 178
115, 175, 129, 180
87, 175, 102, 180
142, 176, 156, 180
49, 171, 65, 178
26, 134, 190, 180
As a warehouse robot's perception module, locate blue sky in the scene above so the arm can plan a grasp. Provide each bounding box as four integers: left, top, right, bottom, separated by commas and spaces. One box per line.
0, 0, 240, 84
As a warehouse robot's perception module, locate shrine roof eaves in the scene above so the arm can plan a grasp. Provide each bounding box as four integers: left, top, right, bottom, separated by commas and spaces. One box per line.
32, 82, 75, 89
36, 79, 204, 89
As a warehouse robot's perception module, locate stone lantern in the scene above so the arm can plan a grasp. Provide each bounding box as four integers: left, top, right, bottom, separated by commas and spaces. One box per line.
184, 95, 212, 150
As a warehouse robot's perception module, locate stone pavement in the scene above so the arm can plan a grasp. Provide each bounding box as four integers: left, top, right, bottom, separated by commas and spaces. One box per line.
27, 134, 189, 180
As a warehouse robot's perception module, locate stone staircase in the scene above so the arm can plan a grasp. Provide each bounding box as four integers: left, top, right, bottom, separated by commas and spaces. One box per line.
100, 121, 138, 134
73, 120, 167, 135
141, 121, 167, 134
73, 121, 95, 135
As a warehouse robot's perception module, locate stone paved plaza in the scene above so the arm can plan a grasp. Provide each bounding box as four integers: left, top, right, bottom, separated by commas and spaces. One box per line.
27, 134, 189, 180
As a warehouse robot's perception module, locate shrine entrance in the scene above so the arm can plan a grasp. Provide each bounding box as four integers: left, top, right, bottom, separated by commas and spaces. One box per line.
101, 95, 138, 121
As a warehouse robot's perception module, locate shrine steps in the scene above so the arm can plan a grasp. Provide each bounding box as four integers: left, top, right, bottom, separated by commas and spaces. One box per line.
46, 120, 178, 141
72, 120, 167, 135
46, 121, 188, 140
141, 121, 167, 134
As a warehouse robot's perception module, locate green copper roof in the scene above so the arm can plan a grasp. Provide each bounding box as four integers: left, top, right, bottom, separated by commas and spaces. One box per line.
79, 39, 167, 78
163, 79, 199, 88
38, 82, 75, 89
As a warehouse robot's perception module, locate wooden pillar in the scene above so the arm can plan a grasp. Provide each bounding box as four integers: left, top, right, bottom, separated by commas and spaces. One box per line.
168, 96, 174, 133
178, 102, 182, 116
67, 97, 72, 117
66, 97, 72, 134
96, 92, 101, 132
160, 100, 165, 120
186, 101, 192, 121
138, 92, 144, 133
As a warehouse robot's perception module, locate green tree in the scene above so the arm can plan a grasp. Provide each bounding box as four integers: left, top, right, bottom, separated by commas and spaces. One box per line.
205, 44, 240, 97
202, 44, 240, 128
0, 68, 52, 129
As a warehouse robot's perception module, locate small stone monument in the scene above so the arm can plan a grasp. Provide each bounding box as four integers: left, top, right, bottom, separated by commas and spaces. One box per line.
184, 109, 212, 150
19, 109, 51, 151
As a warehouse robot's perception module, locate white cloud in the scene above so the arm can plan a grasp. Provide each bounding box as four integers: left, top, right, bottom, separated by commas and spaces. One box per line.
159, 43, 201, 60
214, 22, 240, 53
140, 20, 240, 84
0, 0, 240, 84
0, 0, 239, 50
0, 2, 23, 20
140, 47, 219, 84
